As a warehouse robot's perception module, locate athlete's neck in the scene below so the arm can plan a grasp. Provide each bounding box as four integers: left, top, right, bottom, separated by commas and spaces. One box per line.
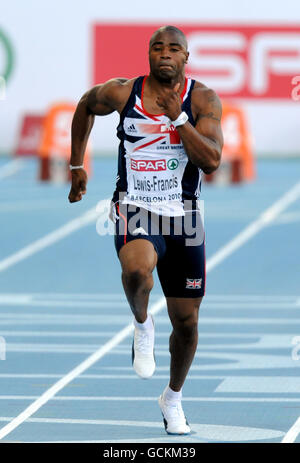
147, 73, 186, 93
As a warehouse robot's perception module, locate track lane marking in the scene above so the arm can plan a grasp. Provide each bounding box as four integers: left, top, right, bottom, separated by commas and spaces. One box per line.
281, 417, 300, 443
1, 180, 300, 440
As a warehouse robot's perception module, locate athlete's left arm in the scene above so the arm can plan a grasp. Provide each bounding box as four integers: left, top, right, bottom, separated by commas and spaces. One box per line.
176, 88, 223, 174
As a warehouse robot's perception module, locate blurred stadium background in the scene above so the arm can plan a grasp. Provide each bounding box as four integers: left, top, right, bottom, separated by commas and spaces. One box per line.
0, 0, 300, 444
1, 0, 300, 161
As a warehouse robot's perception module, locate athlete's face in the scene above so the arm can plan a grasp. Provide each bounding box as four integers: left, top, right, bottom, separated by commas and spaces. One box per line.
148, 31, 189, 82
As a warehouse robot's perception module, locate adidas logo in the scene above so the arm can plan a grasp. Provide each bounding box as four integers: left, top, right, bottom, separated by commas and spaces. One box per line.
132, 227, 148, 236
127, 123, 137, 133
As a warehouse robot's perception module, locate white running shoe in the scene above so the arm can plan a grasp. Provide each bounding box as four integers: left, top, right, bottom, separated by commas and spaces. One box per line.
132, 315, 155, 379
158, 393, 191, 435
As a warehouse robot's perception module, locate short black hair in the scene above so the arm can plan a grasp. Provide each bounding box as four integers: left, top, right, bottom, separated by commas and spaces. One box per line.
149, 25, 188, 50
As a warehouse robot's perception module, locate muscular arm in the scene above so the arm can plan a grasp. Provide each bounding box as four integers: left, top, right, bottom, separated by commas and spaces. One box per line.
70, 78, 128, 166
178, 89, 223, 174
157, 85, 223, 174
68, 78, 129, 203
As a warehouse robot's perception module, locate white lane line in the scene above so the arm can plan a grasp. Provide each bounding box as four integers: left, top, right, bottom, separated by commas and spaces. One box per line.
102, 353, 298, 372
205, 295, 299, 301
0, 373, 297, 384
0, 331, 123, 337
0, 331, 283, 338
1, 316, 299, 327
0, 293, 131, 300
0, 200, 109, 273
5, 301, 298, 309
0, 313, 132, 320
273, 211, 300, 225
0, 301, 130, 308
22, 439, 205, 443
206, 179, 300, 271
0, 418, 285, 443
1, 312, 300, 323
0, 159, 25, 180
1, 297, 299, 309
0, 180, 300, 440
0, 417, 164, 428
0, 336, 295, 353
0, 396, 300, 403
0, 293, 298, 302
281, 417, 300, 443
0, 373, 224, 379
201, 303, 300, 309
0, 297, 164, 440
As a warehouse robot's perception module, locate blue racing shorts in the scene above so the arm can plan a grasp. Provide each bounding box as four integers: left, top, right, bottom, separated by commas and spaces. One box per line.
113, 203, 206, 298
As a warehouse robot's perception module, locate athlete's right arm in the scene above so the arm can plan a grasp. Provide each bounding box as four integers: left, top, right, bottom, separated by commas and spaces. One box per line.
68, 79, 129, 203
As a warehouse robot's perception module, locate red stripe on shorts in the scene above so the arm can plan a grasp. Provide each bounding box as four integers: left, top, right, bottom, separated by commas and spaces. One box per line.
117, 203, 127, 245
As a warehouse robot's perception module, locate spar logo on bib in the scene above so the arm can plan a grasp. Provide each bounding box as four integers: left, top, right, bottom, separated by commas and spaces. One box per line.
167, 159, 179, 170
131, 159, 167, 172
131, 159, 166, 171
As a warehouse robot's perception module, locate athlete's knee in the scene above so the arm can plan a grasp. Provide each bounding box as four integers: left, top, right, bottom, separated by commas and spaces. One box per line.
122, 265, 153, 292
172, 312, 199, 342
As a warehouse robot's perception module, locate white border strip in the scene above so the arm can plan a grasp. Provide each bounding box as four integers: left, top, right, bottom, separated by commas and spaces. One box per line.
281, 417, 300, 443
0, 180, 300, 440
0, 396, 300, 403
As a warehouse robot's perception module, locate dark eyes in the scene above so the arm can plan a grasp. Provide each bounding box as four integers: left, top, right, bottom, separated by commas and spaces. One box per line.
152, 47, 180, 52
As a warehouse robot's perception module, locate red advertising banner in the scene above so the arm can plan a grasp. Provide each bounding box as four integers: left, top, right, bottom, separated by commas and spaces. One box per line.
15, 115, 45, 156
93, 23, 300, 99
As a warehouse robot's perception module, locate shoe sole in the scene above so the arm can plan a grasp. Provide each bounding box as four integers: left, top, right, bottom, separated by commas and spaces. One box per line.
158, 396, 191, 435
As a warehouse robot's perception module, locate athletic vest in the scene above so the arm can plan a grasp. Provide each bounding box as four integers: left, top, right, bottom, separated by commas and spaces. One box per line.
112, 76, 202, 216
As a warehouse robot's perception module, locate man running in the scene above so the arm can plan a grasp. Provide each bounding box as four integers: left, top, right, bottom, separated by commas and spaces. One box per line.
68, 25, 223, 435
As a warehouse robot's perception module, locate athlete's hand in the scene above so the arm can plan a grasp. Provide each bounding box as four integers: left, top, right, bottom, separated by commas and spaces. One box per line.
68, 168, 88, 203
156, 83, 182, 121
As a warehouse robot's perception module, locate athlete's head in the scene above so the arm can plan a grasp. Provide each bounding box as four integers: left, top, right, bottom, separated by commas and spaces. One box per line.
148, 26, 189, 83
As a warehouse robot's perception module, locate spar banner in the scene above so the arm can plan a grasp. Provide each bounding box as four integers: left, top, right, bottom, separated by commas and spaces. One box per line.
93, 23, 300, 99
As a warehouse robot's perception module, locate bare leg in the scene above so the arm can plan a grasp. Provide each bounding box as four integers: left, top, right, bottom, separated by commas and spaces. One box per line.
166, 297, 202, 391
119, 239, 157, 323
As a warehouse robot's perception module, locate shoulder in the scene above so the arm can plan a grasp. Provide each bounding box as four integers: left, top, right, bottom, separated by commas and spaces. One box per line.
96, 77, 137, 102
101, 77, 137, 91
190, 81, 222, 112
86, 77, 138, 113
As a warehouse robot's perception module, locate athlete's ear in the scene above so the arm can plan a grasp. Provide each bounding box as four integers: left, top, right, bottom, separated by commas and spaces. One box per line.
185, 51, 189, 64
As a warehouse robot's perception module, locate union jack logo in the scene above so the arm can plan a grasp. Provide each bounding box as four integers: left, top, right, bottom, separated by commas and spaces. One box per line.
186, 278, 202, 289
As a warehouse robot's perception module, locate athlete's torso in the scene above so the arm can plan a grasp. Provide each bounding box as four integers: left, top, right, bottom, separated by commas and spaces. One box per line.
112, 75, 203, 217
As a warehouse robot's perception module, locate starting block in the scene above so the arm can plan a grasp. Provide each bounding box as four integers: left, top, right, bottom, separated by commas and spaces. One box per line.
38, 102, 91, 183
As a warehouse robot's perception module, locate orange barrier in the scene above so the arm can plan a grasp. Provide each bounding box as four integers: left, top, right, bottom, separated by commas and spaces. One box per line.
38, 102, 91, 181
205, 101, 255, 184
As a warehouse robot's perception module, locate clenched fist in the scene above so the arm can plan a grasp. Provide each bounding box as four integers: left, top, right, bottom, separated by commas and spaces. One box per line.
156, 82, 182, 121
68, 168, 88, 203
